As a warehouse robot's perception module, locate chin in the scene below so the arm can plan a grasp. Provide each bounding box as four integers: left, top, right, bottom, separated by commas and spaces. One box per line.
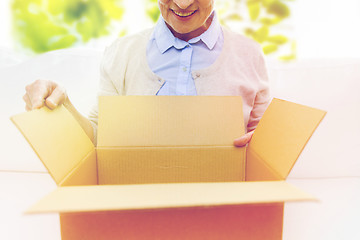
171, 25, 195, 34
173, 28, 192, 34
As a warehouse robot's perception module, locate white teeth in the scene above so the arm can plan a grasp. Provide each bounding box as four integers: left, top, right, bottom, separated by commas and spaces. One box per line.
173, 10, 195, 17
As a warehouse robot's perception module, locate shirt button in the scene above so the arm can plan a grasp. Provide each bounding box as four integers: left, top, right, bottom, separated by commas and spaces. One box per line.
182, 67, 187, 72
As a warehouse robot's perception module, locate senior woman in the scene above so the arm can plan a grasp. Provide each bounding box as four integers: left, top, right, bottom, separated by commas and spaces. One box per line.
23, 0, 270, 146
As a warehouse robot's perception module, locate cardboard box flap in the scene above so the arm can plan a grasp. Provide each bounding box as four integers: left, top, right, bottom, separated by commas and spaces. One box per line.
11, 106, 94, 185
26, 181, 315, 214
97, 96, 244, 147
247, 99, 326, 180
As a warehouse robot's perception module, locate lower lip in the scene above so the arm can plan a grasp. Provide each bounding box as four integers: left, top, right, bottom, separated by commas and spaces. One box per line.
171, 10, 197, 21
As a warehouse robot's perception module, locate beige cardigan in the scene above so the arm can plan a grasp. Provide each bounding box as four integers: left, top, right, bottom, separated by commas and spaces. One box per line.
89, 27, 270, 140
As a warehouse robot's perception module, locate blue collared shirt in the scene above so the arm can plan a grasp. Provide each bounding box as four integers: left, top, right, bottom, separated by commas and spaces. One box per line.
146, 12, 224, 95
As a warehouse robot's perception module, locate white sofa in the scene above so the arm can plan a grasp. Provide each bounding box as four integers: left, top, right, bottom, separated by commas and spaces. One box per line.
1, 49, 359, 240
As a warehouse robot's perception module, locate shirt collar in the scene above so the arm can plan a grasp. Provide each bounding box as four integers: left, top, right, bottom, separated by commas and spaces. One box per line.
189, 11, 221, 50
151, 11, 221, 54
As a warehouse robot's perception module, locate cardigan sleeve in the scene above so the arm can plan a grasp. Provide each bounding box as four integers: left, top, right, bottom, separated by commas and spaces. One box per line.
88, 41, 122, 144
247, 50, 271, 132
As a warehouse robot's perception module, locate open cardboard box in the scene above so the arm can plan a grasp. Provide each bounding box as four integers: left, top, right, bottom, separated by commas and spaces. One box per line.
11, 96, 326, 240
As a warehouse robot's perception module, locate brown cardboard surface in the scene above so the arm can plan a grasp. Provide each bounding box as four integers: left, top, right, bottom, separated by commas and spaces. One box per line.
246, 146, 281, 181
247, 98, 326, 180
11, 106, 94, 185
10, 96, 326, 240
97, 96, 244, 147
60, 149, 98, 186
59, 204, 284, 240
97, 146, 245, 184
26, 181, 314, 214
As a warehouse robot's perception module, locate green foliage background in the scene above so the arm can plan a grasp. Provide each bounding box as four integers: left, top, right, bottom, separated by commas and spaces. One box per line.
11, 0, 124, 53
12, 0, 295, 59
216, 0, 296, 60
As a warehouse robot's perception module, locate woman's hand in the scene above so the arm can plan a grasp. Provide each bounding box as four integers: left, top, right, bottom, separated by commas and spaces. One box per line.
23, 79, 67, 111
233, 130, 254, 147
23, 79, 95, 143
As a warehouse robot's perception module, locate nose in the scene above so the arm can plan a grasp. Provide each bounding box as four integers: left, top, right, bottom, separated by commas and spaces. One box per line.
173, 0, 194, 9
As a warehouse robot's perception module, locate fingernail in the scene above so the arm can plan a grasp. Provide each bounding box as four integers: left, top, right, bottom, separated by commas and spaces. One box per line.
48, 99, 57, 107
33, 102, 43, 109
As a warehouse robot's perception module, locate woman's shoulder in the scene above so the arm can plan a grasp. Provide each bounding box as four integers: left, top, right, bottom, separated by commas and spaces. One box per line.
107, 28, 153, 51
110, 28, 154, 49
101, 28, 153, 66
222, 27, 262, 54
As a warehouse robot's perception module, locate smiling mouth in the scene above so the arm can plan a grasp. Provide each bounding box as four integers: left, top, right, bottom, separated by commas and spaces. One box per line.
171, 9, 197, 17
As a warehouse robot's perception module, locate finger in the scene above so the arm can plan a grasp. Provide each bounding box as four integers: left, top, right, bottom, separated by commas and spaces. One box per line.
25, 80, 49, 109
23, 93, 33, 111
25, 105, 31, 111
45, 85, 67, 109
233, 131, 254, 147
31, 96, 46, 109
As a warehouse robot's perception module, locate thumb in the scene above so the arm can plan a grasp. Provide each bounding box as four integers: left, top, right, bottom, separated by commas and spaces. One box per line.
233, 131, 254, 147
45, 85, 67, 109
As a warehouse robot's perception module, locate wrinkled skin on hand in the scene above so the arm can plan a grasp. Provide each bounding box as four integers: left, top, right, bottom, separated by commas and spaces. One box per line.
23, 79, 67, 111
233, 130, 254, 147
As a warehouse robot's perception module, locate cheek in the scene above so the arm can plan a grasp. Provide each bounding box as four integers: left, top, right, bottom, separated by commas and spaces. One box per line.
159, 1, 171, 14
199, 0, 213, 6
158, 0, 170, 6
201, 0, 214, 12
158, 5, 168, 18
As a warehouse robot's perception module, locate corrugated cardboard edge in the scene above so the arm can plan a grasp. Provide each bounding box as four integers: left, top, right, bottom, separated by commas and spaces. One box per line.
26, 181, 316, 214
10, 106, 95, 185
247, 98, 327, 180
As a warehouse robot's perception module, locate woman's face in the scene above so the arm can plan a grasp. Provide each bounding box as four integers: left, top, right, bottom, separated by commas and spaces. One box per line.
158, 0, 214, 40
